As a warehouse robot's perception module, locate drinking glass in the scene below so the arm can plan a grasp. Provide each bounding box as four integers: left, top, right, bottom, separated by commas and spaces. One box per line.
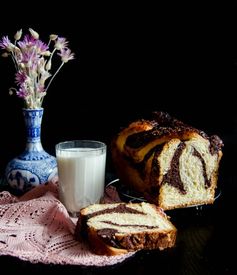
55, 140, 106, 216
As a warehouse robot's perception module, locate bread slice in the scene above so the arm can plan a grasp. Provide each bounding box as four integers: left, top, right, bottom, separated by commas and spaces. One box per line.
111, 111, 223, 210
75, 202, 177, 256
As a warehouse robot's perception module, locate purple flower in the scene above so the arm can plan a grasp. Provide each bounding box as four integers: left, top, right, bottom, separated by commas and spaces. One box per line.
17, 34, 36, 48
0, 28, 75, 109
0, 36, 13, 50
16, 87, 28, 98
21, 49, 38, 64
15, 71, 27, 85
58, 48, 75, 63
35, 40, 48, 53
54, 37, 69, 50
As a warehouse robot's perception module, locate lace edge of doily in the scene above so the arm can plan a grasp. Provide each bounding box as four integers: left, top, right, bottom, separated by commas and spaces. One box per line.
0, 250, 135, 267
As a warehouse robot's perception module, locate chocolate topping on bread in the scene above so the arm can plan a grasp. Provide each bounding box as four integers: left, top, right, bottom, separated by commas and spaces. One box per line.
209, 135, 224, 155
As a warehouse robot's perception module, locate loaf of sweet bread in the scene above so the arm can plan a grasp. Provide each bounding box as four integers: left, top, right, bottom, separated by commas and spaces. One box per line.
111, 112, 223, 210
75, 202, 177, 255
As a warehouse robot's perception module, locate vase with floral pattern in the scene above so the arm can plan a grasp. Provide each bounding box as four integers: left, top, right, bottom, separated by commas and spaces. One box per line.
5, 108, 57, 194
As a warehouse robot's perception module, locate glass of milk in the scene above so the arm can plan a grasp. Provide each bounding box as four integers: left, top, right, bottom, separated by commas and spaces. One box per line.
55, 140, 106, 216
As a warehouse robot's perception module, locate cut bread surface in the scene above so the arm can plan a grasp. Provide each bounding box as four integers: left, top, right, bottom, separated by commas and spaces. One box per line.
85, 203, 173, 232
76, 202, 177, 255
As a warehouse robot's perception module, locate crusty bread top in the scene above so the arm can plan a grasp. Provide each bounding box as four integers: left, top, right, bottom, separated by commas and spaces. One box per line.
126, 112, 222, 151
114, 111, 223, 162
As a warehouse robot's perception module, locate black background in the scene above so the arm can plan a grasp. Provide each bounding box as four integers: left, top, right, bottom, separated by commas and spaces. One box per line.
0, 2, 237, 274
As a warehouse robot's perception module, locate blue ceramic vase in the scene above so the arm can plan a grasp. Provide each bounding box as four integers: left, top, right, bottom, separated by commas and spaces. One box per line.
5, 108, 57, 193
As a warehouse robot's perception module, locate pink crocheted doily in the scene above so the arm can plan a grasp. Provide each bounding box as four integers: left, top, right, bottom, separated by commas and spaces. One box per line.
0, 179, 134, 266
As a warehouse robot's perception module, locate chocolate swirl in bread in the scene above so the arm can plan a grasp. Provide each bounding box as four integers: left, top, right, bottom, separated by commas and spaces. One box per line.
75, 202, 177, 255
111, 111, 223, 210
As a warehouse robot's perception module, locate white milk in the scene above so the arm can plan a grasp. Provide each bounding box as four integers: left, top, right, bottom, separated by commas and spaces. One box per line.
57, 148, 106, 214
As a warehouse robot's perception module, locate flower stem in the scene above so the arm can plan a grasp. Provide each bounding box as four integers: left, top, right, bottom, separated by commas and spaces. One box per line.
10, 53, 18, 71
44, 62, 64, 94
47, 39, 51, 47
49, 48, 57, 64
